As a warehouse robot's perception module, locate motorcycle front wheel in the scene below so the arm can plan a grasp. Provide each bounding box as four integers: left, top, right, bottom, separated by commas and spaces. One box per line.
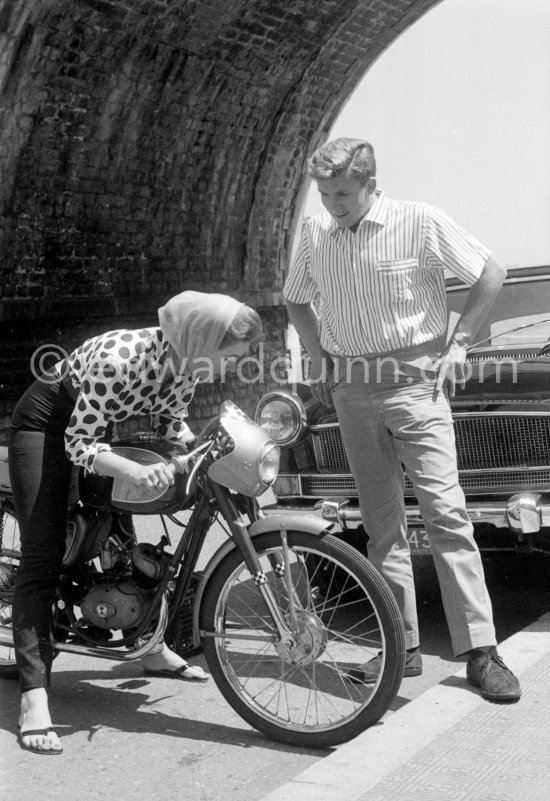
200, 530, 405, 749
0, 508, 20, 679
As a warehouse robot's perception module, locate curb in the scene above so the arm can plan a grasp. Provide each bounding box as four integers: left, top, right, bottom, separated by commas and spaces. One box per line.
259, 611, 550, 801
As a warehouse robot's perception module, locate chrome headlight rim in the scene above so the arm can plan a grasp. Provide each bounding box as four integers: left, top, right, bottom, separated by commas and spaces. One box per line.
257, 441, 280, 487
254, 390, 307, 447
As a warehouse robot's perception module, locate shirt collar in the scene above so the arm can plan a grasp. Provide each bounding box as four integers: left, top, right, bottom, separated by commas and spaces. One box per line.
328, 189, 388, 235
364, 189, 388, 226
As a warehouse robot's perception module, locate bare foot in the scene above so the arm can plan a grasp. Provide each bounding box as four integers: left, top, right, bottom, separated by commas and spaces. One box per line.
18, 688, 63, 754
141, 643, 209, 681
141, 642, 189, 673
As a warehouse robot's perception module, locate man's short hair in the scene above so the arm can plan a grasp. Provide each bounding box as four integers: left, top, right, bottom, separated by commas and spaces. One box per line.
308, 138, 376, 185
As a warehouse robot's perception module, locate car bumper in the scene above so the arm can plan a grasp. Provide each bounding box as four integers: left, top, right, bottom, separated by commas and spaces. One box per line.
263, 493, 550, 556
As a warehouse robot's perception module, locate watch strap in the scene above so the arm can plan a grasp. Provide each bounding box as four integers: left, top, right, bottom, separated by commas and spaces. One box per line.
450, 332, 470, 348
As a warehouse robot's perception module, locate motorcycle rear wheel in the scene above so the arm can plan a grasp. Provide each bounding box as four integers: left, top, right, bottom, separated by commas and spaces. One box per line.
200, 530, 405, 749
0, 509, 20, 679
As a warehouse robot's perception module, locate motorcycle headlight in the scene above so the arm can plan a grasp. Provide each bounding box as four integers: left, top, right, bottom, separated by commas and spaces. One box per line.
258, 442, 280, 486
255, 391, 307, 447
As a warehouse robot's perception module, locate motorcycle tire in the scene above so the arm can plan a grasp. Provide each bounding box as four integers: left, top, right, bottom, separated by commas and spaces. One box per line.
0, 510, 21, 679
200, 529, 406, 749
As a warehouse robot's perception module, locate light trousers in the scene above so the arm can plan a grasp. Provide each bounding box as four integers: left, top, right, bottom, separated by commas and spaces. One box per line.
331, 356, 496, 656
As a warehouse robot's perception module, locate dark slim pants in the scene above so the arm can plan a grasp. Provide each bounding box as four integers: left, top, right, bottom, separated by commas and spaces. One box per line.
9, 374, 74, 692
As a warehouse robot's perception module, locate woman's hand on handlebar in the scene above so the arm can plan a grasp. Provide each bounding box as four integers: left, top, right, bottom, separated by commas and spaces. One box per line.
92, 450, 175, 493
127, 462, 175, 493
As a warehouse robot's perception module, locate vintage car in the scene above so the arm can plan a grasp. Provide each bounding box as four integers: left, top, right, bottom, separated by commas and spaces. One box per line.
255, 265, 550, 557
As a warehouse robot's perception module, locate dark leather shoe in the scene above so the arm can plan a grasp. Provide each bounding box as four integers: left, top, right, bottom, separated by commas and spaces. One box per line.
347, 648, 422, 683
466, 651, 521, 701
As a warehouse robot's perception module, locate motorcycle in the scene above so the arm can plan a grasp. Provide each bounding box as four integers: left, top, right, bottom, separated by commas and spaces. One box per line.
0, 400, 405, 748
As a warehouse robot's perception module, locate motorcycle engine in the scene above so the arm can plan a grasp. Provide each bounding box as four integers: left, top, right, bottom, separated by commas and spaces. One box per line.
79, 540, 169, 630
80, 580, 147, 630
131, 542, 170, 587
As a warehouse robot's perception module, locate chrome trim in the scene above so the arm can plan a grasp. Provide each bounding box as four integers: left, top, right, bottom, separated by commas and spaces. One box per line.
310, 422, 343, 432
506, 493, 542, 533
452, 411, 550, 418
255, 390, 307, 447
452, 398, 548, 405
467, 352, 541, 361
265, 499, 550, 529
288, 471, 550, 499
299, 498, 550, 532
0, 595, 169, 659
446, 274, 550, 291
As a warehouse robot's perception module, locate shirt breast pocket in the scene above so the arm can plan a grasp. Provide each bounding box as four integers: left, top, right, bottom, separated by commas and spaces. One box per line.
376, 258, 418, 303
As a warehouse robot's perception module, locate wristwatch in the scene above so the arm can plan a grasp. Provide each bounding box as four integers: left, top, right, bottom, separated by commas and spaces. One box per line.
450, 331, 470, 349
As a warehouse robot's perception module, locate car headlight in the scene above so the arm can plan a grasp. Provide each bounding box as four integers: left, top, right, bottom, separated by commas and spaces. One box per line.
258, 442, 280, 486
255, 391, 307, 447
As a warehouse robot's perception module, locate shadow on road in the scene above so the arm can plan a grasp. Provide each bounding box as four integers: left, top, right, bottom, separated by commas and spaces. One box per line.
0, 661, 331, 756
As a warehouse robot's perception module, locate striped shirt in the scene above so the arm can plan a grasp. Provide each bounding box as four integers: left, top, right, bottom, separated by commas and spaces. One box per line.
283, 190, 490, 356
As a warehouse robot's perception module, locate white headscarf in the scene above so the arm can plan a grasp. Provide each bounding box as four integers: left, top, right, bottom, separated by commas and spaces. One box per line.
158, 290, 244, 369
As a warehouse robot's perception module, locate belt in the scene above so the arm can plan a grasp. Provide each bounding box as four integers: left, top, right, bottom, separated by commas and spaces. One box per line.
331, 334, 446, 364
331, 335, 446, 388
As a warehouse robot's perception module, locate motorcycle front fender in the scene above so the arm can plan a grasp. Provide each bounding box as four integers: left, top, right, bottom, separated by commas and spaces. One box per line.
248, 513, 338, 538
190, 513, 338, 651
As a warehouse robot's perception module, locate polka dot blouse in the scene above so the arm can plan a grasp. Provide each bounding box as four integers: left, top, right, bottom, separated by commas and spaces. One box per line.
58, 327, 197, 471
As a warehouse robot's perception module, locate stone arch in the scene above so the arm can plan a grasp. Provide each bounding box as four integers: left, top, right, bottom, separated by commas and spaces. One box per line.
0, 0, 441, 430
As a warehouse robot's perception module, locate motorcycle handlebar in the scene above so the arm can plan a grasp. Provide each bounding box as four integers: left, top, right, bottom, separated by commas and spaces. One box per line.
169, 440, 212, 475
169, 454, 189, 474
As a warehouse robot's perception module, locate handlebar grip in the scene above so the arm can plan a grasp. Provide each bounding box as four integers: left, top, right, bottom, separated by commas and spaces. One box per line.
170, 454, 190, 474
168, 439, 212, 477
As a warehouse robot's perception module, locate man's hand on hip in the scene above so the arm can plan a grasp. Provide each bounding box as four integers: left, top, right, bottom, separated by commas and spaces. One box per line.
433, 339, 468, 400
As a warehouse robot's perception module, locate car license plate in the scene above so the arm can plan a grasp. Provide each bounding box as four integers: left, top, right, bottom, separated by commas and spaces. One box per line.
407, 528, 432, 555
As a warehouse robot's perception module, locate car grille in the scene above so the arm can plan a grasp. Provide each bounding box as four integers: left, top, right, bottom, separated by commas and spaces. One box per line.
309, 413, 550, 497
453, 414, 550, 469
300, 469, 550, 498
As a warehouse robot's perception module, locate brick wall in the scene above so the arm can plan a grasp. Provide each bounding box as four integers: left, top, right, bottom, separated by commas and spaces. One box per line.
0, 303, 288, 440
0, 0, 437, 438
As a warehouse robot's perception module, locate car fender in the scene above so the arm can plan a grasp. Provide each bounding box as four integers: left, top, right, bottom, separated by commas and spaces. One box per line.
190, 513, 337, 648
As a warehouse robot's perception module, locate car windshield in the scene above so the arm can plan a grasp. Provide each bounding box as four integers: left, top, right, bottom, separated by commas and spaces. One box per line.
446, 271, 550, 351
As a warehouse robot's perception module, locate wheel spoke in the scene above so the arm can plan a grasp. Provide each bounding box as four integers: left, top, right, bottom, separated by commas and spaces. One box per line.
204, 533, 404, 742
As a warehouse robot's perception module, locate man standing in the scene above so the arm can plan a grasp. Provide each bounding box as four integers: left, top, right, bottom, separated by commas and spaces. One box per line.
284, 137, 520, 701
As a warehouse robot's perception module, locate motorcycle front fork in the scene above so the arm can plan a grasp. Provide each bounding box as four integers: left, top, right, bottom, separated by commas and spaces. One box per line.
211, 485, 298, 647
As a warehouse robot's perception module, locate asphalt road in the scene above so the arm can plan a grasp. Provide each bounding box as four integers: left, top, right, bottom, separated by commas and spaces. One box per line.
1, 520, 548, 801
